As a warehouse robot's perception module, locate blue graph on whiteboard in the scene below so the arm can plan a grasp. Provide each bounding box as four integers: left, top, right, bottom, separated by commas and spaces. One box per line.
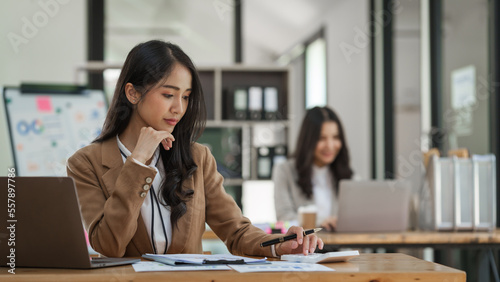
16, 119, 44, 135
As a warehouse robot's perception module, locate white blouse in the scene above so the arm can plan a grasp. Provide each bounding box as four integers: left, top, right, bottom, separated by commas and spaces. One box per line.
117, 136, 172, 253
311, 165, 335, 225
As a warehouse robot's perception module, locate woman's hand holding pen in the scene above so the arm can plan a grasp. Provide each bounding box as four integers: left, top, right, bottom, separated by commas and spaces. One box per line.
130, 127, 175, 164
276, 226, 324, 256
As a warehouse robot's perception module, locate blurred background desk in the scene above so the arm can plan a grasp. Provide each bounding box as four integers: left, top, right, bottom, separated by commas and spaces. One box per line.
0, 254, 465, 282
317, 230, 500, 282
202, 229, 500, 248
203, 229, 499, 282
317, 229, 500, 248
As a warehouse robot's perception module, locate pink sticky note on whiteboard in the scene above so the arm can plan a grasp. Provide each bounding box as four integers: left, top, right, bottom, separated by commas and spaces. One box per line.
36, 96, 53, 112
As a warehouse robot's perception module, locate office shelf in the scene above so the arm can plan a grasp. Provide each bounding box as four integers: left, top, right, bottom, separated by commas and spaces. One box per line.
197, 66, 291, 185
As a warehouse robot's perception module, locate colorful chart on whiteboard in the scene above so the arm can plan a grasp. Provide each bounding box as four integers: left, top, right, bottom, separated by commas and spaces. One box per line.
3, 86, 107, 176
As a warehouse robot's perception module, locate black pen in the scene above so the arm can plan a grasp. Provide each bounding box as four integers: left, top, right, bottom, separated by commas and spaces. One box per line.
260, 228, 322, 247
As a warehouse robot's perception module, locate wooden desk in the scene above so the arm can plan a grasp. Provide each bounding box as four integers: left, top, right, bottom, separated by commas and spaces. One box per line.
0, 254, 465, 282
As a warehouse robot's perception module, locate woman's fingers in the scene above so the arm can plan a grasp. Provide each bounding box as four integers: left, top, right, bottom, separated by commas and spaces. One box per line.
278, 226, 325, 255
132, 127, 175, 162
308, 235, 324, 254
318, 237, 324, 250
301, 231, 310, 255
161, 139, 169, 150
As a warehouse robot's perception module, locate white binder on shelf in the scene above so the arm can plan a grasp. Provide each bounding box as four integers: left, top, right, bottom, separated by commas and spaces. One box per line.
248, 86, 263, 120
233, 88, 248, 120
263, 87, 278, 120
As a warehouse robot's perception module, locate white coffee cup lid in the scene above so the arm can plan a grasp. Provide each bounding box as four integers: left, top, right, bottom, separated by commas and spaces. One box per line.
298, 205, 317, 213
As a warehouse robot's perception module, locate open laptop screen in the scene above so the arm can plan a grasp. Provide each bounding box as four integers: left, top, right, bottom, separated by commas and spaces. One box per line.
0, 177, 139, 269
336, 180, 411, 233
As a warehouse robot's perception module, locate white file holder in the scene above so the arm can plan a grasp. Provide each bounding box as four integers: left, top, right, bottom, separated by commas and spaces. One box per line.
453, 157, 474, 230
472, 154, 496, 231
432, 156, 455, 231
425, 154, 496, 232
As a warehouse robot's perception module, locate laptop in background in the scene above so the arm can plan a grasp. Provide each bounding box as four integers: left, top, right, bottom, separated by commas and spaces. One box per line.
336, 180, 411, 233
0, 177, 140, 268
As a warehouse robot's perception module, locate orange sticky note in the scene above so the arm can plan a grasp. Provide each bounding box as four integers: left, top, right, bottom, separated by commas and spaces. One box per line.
36, 96, 53, 113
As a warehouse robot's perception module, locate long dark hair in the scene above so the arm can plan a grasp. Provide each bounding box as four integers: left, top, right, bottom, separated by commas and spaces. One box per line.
294, 106, 352, 199
94, 40, 206, 227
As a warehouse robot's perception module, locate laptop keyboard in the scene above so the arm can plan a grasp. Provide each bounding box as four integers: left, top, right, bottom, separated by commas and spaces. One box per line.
91, 257, 138, 263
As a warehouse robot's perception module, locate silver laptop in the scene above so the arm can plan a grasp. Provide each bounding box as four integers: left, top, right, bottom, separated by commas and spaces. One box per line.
0, 177, 140, 268
336, 180, 411, 233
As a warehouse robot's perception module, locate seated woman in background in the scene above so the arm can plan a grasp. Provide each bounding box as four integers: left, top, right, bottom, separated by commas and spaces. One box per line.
273, 106, 353, 231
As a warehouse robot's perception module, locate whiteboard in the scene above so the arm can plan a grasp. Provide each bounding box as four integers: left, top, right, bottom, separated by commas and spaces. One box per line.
3, 86, 107, 176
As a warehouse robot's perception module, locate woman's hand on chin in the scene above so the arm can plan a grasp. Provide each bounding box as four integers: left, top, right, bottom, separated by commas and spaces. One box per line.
131, 127, 175, 164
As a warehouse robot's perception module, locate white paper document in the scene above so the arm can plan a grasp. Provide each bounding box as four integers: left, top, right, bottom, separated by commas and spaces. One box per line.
132, 261, 231, 272
143, 253, 267, 265
230, 261, 335, 273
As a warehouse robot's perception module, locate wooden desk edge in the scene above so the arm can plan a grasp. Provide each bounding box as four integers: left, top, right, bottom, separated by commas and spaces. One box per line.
1, 253, 466, 282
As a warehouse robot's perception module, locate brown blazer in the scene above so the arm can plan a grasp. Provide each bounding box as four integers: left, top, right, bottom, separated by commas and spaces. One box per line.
67, 137, 278, 258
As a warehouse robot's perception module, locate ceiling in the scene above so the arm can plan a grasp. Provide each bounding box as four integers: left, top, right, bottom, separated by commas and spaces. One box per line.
104, 0, 335, 64
244, 0, 335, 59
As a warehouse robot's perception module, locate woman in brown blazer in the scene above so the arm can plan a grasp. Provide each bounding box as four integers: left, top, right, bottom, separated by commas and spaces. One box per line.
67, 40, 323, 258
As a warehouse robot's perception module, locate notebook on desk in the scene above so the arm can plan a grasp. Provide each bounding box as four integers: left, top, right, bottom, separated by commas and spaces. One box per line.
0, 177, 140, 268
336, 180, 411, 233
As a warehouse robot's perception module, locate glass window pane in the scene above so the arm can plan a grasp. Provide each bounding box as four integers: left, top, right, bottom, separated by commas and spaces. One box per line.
441, 0, 489, 154
305, 38, 327, 109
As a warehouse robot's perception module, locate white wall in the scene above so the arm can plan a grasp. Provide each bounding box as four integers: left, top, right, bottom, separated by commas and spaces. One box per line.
0, 0, 86, 175
323, 0, 371, 179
